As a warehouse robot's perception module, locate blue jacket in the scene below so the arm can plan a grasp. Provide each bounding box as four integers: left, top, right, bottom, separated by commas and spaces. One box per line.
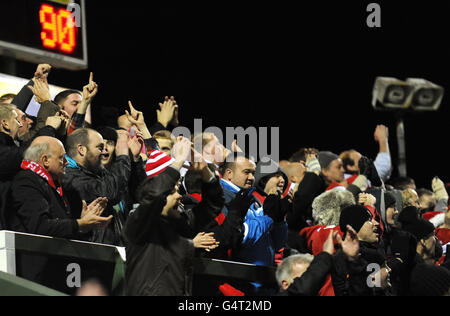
220, 179, 288, 267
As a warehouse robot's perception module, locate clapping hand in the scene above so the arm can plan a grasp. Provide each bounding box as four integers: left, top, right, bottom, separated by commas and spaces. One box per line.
78, 197, 113, 233
157, 96, 177, 128
193, 232, 220, 252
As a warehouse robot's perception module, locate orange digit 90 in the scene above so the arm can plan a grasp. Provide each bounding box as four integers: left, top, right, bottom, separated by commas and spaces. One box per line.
57, 9, 76, 53
39, 4, 77, 53
39, 4, 58, 49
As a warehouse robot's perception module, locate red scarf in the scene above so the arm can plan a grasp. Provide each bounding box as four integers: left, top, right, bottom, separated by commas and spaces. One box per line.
21, 160, 65, 201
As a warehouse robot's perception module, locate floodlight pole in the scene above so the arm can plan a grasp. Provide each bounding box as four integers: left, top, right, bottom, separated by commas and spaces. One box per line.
396, 114, 407, 178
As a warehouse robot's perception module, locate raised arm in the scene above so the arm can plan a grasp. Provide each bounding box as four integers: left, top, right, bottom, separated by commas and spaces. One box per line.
12, 64, 51, 112
373, 125, 392, 182
67, 72, 98, 135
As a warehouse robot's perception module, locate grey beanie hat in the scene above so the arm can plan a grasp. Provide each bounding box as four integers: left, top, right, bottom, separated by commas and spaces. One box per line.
318, 151, 340, 170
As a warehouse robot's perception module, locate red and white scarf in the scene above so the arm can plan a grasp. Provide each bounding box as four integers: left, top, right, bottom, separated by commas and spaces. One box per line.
21, 160, 65, 200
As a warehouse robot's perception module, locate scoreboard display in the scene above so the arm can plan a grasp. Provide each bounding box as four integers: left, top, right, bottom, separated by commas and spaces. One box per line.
0, 0, 87, 70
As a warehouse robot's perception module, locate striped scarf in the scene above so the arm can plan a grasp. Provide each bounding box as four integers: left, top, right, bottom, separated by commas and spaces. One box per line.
21, 160, 65, 202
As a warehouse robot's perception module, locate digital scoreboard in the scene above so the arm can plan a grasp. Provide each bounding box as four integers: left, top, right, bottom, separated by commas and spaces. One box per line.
0, 0, 87, 70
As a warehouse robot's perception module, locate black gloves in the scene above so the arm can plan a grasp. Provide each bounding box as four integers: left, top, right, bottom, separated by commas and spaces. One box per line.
263, 193, 290, 223
227, 188, 256, 219
358, 156, 383, 187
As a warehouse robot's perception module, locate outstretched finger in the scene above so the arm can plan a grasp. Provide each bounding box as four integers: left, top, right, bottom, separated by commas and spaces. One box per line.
128, 100, 136, 112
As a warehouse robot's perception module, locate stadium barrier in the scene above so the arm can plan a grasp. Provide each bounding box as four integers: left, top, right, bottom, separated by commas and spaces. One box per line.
0, 231, 277, 296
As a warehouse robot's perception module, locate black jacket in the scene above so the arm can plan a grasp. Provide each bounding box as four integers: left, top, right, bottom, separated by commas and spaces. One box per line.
0, 132, 24, 229
286, 172, 326, 253
181, 177, 225, 237
12, 80, 34, 113
7, 168, 85, 289
288, 172, 326, 232
124, 167, 195, 296
0, 129, 54, 228
281, 252, 333, 296
62, 155, 132, 246
0, 132, 28, 181
8, 169, 79, 238
332, 242, 388, 296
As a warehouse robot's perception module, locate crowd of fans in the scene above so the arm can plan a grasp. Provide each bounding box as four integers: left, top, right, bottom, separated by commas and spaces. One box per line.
0, 64, 449, 296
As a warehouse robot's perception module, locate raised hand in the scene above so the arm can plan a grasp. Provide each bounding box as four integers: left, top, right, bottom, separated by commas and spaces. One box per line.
157, 96, 177, 128
432, 176, 448, 201
125, 100, 152, 139
323, 230, 337, 255
82, 72, 98, 102
231, 139, 243, 153
28, 78, 51, 104
128, 129, 144, 161
359, 193, 376, 207
171, 136, 192, 169
33, 64, 52, 82
374, 125, 389, 143
169, 96, 180, 127
187, 148, 216, 182
116, 129, 131, 157
335, 225, 360, 260
125, 101, 145, 126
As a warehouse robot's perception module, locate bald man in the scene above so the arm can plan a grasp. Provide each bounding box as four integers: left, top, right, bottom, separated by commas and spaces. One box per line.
8, 136, 112, 237
282, 162, 307, 186
7, 137, 112, 288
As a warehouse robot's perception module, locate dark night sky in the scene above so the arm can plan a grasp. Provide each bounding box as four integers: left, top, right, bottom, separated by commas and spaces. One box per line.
9, 1, 450, 188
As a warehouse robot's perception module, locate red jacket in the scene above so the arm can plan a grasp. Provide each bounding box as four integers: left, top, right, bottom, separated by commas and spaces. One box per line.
436, 227, 450, 245
299, 225, 343, 296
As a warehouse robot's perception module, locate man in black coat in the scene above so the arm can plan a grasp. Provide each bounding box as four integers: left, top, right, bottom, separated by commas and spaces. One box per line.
0, 77, 67, 228
9, 136, 112, 236
0, 104, 24, 229
0, 104, 24, 175
332, 204, 396, 296
124, 137, 220, 296
8, 136, 112, 288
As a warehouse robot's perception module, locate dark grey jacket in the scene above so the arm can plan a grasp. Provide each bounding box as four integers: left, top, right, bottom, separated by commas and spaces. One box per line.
124, 167, 195, 296
62, 155, 132, 246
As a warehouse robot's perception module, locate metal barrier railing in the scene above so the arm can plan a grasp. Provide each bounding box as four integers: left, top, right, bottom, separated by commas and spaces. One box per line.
0, 231, 277, 295
0, 271, 68, 296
